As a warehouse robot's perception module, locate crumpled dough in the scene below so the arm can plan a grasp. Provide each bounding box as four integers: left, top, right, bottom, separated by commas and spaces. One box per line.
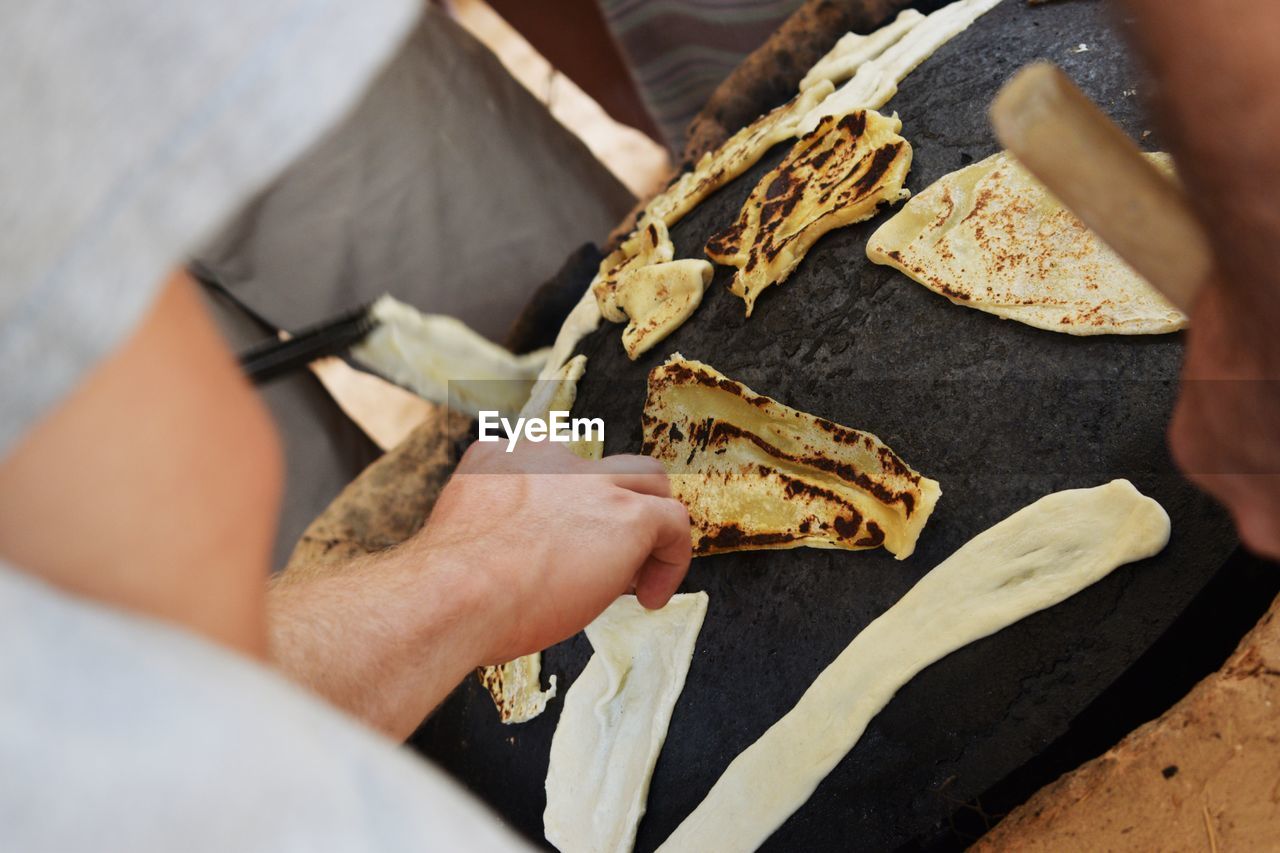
545, 593, 709, 853
353, 295, 548, 417
797, 0, 1004, 135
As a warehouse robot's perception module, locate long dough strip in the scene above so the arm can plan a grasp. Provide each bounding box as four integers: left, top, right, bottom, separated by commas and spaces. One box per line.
644, 82, 835, 230
797, 0, 1004, 135
658, 480, 1170, 852
798, 9, 925, 91
545, 593, 709, 853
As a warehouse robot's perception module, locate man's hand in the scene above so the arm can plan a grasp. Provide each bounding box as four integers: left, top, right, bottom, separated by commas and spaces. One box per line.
269, 439, 691, 739
1169, 283, 1280, 559
1117, 0, 1280, 560
420, 440, 692, 664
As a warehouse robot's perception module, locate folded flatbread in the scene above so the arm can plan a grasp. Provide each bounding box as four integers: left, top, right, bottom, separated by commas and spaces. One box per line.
867, 151, 1188, 334
545, 593, 709, 853
658, 480, 1171, 853
542, 218, 675, 381
601, 259, 714, 360
706, 109, 912, 316
592, 217, 676, 319
642, 356, 940, 559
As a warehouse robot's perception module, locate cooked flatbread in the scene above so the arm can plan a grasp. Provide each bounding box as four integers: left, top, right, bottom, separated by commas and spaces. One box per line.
592, 216, 676, 318
706, 109, 912, 316
353, 295, 548, 417
477, 655, 557, 725
544, 593, 708, 853
643, 81, 835, 230
658, 480, 1171, 853
799, 9, 925, 91
542, 218, 675, 381
598, 259, 714, 360
479, 356, 600, 724
867, 151, 1188, 334
797, 0, 1004, 135
642, 356, 940, 559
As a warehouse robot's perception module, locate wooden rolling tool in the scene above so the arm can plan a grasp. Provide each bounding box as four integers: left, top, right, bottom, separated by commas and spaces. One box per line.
990, 62, 1212, 315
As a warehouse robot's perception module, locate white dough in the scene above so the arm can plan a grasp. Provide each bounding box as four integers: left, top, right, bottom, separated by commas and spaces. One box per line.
540, 288, 602, 381
797, 0, 1004, 134
353, 295, 548, 417
658, 479, 1170, 853
545, 593, 710, 853
798, 9, 925, 91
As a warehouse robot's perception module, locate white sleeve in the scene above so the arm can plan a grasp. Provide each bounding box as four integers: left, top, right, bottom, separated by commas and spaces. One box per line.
0, 0, 420, 458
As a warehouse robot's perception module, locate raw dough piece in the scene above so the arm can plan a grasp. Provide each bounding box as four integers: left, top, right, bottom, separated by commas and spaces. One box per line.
658, 480, 1171, 853
798, 9, 925, 91
705, 109, 912, 316
601, 259, 714, 360
353, 295, 548, 417
478, 356, 600, 724
867, 151, 1188, 334
797, 0, 1004, 135
545, 593, 709, 853
642, 356, 940, 559
643, 82, 835, 230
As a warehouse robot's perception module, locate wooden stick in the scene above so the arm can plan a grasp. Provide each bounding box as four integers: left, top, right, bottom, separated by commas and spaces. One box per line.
990, 63, 1211, 314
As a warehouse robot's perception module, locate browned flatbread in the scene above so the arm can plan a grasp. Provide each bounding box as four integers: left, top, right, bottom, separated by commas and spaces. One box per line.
642, 355, 940, 559
705, 109, 913, 316
644, 82, 835, 230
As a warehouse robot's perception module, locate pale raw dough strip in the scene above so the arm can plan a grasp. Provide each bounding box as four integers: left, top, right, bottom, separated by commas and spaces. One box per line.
545, 593, 709, 853
797, 0, 1004, 135
658, 479, 1170, 852
798, 9, 925, 91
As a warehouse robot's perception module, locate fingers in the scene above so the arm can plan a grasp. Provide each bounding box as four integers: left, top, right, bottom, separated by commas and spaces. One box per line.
633, 495, 692, 609
597, 453, 673, 498
634, 554, 688, 609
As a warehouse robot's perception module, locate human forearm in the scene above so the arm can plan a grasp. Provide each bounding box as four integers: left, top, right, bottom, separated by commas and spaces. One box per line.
267, 545, 493, 741
267, 441, 691, 740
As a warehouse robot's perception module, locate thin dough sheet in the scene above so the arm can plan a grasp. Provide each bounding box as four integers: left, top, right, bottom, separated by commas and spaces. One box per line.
545, 593, 709, 853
